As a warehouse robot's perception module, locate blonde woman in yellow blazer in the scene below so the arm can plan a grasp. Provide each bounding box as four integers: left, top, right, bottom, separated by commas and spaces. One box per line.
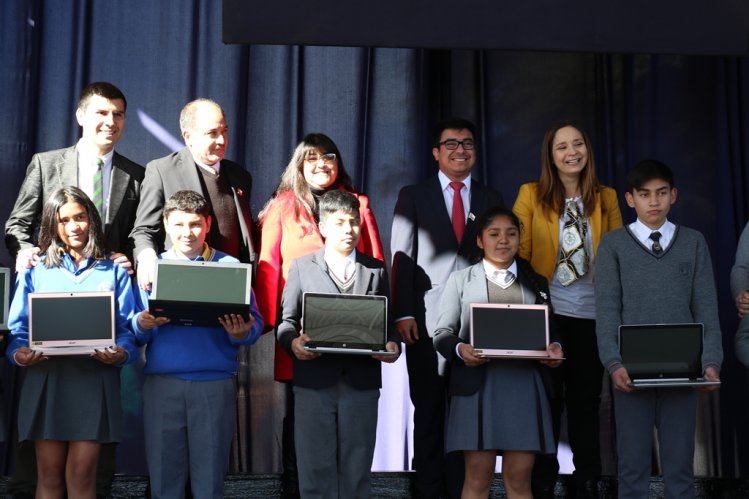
513, 123, 622, 499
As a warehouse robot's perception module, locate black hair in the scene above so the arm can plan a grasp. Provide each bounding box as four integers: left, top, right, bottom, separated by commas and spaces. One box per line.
318, 190, 360, 221
163, 190, 211, 220
39, 186, 106, 267
626, 159, 674, 191
78, 82, 127, 112
432, 117, 477, 147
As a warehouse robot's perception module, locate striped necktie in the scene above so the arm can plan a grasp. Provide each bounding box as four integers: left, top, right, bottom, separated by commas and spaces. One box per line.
93, 158, 104, 217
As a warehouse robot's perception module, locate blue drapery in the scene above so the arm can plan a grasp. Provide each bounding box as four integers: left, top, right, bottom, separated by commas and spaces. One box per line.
2, 0, 749, 477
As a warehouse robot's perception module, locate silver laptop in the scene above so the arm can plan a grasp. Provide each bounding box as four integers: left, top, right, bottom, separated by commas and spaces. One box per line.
470, 303, 552, 359
302, 292, 396, 356
0, 267, 9, 330
29, 291, 115, 355
618, 323, 721, 388
150, 260, 252, 326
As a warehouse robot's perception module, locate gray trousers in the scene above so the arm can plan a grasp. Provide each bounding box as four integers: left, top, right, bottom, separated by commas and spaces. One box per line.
143, 375, 236, 499
613, 387, 697, 499
294, 378, 379, 499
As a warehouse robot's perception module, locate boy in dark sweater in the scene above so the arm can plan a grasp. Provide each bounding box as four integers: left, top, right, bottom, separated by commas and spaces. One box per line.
277, 190, 400, 499
595, 160, 722, 499
133, 190, 263, 498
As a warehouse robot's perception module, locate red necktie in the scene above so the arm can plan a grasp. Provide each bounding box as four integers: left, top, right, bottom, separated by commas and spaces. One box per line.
450, 181, 465, 242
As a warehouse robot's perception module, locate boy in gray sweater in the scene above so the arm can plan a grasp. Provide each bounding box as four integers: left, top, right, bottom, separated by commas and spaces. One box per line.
595, 159, 722, 499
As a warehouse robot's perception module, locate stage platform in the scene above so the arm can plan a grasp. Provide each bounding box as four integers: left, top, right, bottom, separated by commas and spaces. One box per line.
0, 473, 741, 498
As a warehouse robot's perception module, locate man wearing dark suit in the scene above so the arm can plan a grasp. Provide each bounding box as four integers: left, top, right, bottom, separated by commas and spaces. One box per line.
277, 190, 400, 499
390, 118, 504, 499
131, 98, 255, 290
4, 81, 144, 499
5, 81, 143, 266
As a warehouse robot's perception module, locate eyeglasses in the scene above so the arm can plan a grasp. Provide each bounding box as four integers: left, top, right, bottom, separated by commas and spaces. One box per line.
306, 152, 337, 164
438, 139, 475, 150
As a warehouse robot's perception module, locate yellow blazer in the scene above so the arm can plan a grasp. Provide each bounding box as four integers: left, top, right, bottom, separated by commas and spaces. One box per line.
512, 182, 623, 281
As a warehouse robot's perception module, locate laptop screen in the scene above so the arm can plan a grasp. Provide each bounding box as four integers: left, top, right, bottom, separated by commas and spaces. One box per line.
618, 323, 703, 379
29, 292, 115, 348
153, 260, 251, 305
0, 268, 9, 330
302, 293, 387, 349
470, 303, 549, 356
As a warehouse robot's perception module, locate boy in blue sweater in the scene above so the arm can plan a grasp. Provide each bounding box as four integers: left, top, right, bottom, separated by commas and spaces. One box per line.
595, 160, 722, 499
133, 190, 262, 499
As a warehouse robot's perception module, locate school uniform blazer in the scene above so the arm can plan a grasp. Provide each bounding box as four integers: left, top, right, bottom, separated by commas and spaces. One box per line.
390, 175, 504, 334
276, 249, 399, 391
256, 189, 385, 381
512, 182, 622, 281
432, 260, 557, 397
5, 145, 144, 259
130, 147, 255, 264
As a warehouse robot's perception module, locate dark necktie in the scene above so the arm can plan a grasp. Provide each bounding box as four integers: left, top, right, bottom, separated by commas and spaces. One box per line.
556, 200, 589, 286
650, 231, 663, 255
93, 158, 104, 217
449, 181, 465, 242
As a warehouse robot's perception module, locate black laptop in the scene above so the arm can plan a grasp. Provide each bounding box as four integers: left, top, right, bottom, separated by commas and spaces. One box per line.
150, 260, 252, 326
302, 292, 396, 356
618, 323, 720, 388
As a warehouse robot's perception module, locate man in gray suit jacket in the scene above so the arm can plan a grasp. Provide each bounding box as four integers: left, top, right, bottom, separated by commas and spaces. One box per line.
3, 81, 143, 498
390, 118, 504, 499
131, 98, 255, 290
5, 81, 143, 266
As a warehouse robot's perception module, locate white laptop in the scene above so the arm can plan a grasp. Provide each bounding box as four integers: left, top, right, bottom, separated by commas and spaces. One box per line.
29, 291, 115, 355
618, 323, 721, 388
0, 267, 9, 330
302, 292, 396, 356
150, 260, 252, 326
469, 303, 552, 359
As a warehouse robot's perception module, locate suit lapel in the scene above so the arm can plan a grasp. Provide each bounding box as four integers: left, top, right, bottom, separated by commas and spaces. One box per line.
352, 254, 375, 294
107, 153, 129, 225
426, 176, 454, 239
178, 148, 203, 191
59, 146, 78, 188
311, 251, 341, 294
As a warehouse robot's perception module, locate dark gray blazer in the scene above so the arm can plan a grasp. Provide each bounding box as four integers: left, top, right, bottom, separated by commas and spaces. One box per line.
277, 249, 399, 390
130, 147, 255, 264
4, 145, 144, 259
433, 260, 557, 396
390, 175, 504, 335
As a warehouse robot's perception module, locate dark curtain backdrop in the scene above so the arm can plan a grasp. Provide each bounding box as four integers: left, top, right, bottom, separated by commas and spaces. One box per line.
2, 0, 749, 477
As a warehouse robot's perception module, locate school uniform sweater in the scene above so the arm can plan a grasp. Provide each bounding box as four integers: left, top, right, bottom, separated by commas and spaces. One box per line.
133, 248, 263, 381
594, 225, 723, 375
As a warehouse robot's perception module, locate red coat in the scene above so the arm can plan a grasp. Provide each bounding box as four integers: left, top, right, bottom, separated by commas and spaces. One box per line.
256, 189, 385, 381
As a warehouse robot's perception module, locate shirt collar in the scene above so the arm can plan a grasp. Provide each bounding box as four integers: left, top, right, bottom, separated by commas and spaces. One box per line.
77, 140, 114, 169
437, 170, 472, 192
630, 218, 674, 244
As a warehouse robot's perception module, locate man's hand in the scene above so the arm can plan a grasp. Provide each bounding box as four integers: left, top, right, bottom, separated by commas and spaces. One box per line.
699, 366, 721, 392
138, 310, 171, 330
291, 334, 320, 361
136, 249, 158, 291
15, 247, 41, 272
611, 366, 634, 393
109, 252, 134, 275
219, 314, 254, 340
395, 319, 419, 345
736, 291, 749, 318
458, 343, 489, 367
373, 341, 400, 363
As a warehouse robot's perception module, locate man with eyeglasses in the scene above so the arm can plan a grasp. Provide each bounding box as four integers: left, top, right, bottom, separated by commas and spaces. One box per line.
390, 117, 503, 499
131, 98, 256, 290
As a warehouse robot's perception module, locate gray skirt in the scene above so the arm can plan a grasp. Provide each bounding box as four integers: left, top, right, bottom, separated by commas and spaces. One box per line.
18, 357, 122, 442
445, 358, 555, 454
